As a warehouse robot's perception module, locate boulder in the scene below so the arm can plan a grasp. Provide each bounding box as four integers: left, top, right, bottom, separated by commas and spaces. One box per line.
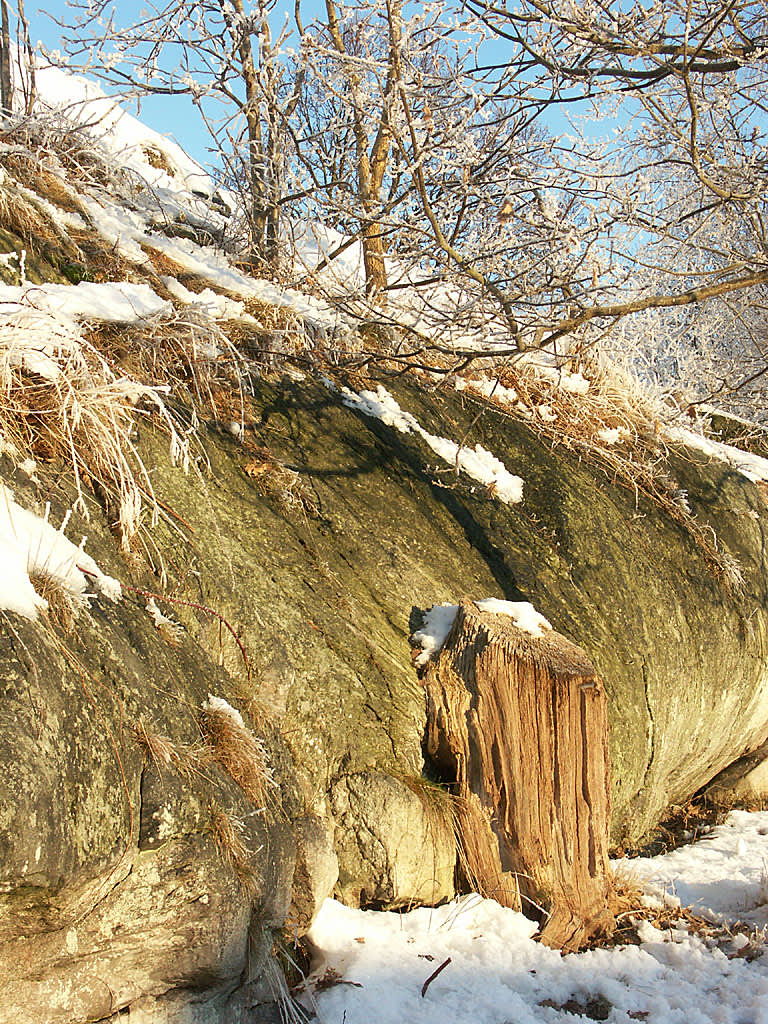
331, 771, 455, 908
3, 367, 768, 1017
0, 468, 298, 1023
145, 374, 768, 848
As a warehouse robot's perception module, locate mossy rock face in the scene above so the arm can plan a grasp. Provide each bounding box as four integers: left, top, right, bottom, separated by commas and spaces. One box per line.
0, 462, 303, 1024
0, 227, 71, 285
3, 367, 768, 1021
705, 409, 768, 460
143, 372, 768, 850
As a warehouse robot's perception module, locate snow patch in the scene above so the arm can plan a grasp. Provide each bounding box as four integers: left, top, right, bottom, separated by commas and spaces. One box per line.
0, 486, 121, 620
202, 694, 246, 731
146, 597, 183, 641
305, 811, 768, 1024
597, 427, 624, 445
455, 376, 519, 404
475, 598, 553, 636
667, 425, 768, 485
0, 280, 171, 325
340, 384, 524, 504
615, 809, 768, 929
33, 63, 214, 197
411, 604, 459, 667
412, 599, 552, 667
160, 277, 257, 324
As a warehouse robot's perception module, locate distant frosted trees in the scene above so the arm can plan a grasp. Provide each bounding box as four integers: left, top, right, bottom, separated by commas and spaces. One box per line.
42, 0, 768, 407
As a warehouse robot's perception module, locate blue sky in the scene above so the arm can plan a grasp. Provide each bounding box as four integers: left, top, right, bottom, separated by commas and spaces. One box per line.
22, 1, 322, 166
20, 1, 609, 171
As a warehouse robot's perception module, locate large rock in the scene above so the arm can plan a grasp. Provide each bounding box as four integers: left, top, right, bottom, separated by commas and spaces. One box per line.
3, 367, 768, 1019
331, 771, 455, 908
0, 465, 303, 1023
141, 373, 768, 847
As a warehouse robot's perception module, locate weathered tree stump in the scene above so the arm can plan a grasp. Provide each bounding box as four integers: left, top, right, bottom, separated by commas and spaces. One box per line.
421, 599, 615, 951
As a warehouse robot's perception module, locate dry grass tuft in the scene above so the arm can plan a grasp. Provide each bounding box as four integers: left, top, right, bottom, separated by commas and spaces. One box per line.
27, 565, 78, 631
67, 229, 141, 284
141, 245, 208, 294
132, 717, 187, 775
0, 149, 91, 223
0, 112, 130, 193
199, 698, 276, 807
209, 804, 260, 897
142, 145, 174, 175
0, 307, 189, 547
0, 114, 134, 257
396, 771, 459, 836
85, 307, 252, 424
390, 769, 484, 905
242, 297, 298, 332
0, 173, 62, 250
239, 296, 317, 365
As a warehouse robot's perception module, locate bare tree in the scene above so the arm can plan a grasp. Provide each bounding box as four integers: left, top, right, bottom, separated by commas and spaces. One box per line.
310, 0, 401, 296
295, 0, 542, 328
56, 0, 304, 270
453, 0, 768, 351
50, 0, 768, 401
301, 0, 768, 363
0, 0, 36, 118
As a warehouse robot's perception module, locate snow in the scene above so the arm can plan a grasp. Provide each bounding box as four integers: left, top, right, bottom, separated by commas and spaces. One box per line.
339, 384, 524, 504
159, 277, 258, 324
599, 427, 625, 445
412, 599, 553, 667
12, 63, 347, 339
287, 219, 366, 290
71, 188, 345, 333
454, 375, 519, 404
0, 280, 171, 324
561, 369, 591, 394
537, 403, 557, 422
617, 810, 768, 930
145, 597, 182, 641
523, 359, 591, 395
31, 63, 214, 198
2, 52, 767, 1024
0, 485, 121, 620
411, 604, 461, 667
202, 694, 246, 731
304, 811, 768, 1024
475, 598, 553, 636
667, 425, 768, 486
0, 302, 87, 382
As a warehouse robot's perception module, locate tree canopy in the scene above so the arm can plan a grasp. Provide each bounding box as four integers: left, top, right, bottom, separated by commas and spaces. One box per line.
20, 0, 768, 411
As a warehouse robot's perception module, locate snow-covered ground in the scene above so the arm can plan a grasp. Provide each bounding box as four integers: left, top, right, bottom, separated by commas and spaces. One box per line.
301, 811, 768, 1024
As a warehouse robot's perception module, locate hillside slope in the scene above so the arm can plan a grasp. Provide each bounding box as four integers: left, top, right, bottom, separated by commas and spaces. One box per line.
2, 90, 768, 1022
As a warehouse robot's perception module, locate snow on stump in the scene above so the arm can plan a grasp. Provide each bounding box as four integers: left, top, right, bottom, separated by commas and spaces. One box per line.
419, 599, 615, 951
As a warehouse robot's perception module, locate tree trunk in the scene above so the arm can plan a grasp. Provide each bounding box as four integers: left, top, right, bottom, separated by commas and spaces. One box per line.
421, 599, 615, 951
0, 0, 12, 118
361, 217, 387, 297
228, 0, 269, 267
325, 0, 391, 299
17, 0, 34, 115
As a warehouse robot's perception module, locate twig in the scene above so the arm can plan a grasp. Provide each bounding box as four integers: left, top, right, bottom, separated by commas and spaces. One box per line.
136, 483, 196, 532
421, 957, 451, 998
78, 569, 251, 679
122, 583, 251, 680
